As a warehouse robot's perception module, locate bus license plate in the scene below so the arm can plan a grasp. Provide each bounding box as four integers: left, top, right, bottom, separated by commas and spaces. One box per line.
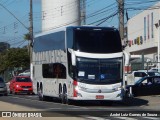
96, 95, 104, 99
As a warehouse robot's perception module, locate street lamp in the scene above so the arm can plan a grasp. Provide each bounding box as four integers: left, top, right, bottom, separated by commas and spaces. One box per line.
155, 20, 160, 72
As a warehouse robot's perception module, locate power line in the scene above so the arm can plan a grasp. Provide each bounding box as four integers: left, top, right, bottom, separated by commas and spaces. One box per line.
1, 0, 160, 41
88, 11, 119, 26
0, 3, 29, 31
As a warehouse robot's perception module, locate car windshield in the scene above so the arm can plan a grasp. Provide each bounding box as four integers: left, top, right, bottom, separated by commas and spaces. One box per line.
16, 77, 31, 82
135, 77, 147, 85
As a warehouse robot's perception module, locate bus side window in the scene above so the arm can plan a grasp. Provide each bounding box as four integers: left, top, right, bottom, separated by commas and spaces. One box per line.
53, 63, 66, 79
43, 63, 66, 79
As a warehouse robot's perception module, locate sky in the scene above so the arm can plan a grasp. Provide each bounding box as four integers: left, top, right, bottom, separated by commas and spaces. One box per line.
0, 0, 159, 48
0, 0, 41, 48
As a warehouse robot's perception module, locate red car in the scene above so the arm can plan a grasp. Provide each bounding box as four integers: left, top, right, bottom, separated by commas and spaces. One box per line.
9, 76, 33, 94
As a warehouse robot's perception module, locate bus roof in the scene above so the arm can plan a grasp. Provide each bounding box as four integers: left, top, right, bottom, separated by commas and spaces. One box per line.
33, 26, 120, 53
34, 26, 118, 38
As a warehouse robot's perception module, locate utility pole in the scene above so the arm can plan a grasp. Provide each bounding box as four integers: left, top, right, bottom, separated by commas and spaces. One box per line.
29, 0, 33, 63
80, 0, 86, 25
118, 0, 124, 40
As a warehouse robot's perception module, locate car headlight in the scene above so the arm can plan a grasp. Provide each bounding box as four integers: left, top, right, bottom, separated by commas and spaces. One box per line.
16, 85, 20, 88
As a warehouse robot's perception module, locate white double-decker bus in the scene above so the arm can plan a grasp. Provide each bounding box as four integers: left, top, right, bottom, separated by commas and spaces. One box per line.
31, 26, 129, 104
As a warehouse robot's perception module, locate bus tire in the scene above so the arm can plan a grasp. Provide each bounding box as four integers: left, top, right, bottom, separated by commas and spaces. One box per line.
38, 86, 47, 101
59, 84, 63, 102
62, 85, 67, 104
67, 99, 73, 105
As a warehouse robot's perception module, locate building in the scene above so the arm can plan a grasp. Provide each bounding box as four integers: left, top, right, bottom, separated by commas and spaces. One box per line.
125, 2, 160, 62
41, 0, 81, 32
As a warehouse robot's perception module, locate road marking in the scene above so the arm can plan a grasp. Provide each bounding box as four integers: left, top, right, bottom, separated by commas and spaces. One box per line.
114, 117, 137, 120
27, 95, 38, 97
143, 117, 160, 120
83, 116, 110, 120
46, 108, 62, 110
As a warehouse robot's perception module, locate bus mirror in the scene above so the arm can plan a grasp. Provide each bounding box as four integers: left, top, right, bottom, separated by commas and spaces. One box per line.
123, 51, 130, 66
72, 53, 76, 66
68, 48, 76, 66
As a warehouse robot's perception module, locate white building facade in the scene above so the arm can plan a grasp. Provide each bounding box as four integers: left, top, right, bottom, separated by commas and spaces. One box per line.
41, 0, 81, 32
126, 2, 160, 62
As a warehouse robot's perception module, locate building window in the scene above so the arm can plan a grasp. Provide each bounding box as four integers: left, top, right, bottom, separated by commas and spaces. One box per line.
144, 17, 146, 41
151, 12, 154, 38
134, 39, 137, 44
147, 14, 150, 39
140, 36, 143, 44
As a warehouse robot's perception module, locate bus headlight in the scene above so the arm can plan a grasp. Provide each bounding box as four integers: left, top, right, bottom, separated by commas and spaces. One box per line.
116, 93, 122, 98
79, 86, 87, 91
77, 92, 82, 97
112, 85, 122, 91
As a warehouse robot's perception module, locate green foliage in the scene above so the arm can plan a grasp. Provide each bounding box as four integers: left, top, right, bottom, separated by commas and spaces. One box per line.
24, 33, 31, 40
0, 48, 30, 73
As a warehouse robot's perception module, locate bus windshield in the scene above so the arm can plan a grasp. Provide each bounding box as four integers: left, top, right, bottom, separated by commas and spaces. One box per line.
76, 57, 123, 84
74, 28, 122, 53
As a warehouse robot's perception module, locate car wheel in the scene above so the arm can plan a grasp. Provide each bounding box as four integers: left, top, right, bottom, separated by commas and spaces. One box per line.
13, 90, 17, 95
9, 89, 12, 94
28, 92, 33, 95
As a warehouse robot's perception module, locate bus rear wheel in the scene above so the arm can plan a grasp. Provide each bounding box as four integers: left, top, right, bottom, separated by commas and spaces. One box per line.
62, 85, 67, 104
66, 98, 73, 105
38, 86, 47, 101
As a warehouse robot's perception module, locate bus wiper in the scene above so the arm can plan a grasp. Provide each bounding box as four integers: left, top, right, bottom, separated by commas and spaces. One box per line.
78, 78, 92, 82
78, 78, 86, 82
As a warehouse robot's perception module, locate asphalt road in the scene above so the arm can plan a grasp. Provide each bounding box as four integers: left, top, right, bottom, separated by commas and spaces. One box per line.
0, 94, 160, 120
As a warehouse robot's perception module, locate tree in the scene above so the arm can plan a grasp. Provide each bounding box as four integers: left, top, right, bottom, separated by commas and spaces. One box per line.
24, 33, 31, 40
0, 48, 30, 73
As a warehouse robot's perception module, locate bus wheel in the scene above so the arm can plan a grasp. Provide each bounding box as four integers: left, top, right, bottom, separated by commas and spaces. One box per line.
38, 87, 46, 101
62, 86, 67, 104
38, 88, 43, 100
59, 84, 63, 102
66, 98, 73, 105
